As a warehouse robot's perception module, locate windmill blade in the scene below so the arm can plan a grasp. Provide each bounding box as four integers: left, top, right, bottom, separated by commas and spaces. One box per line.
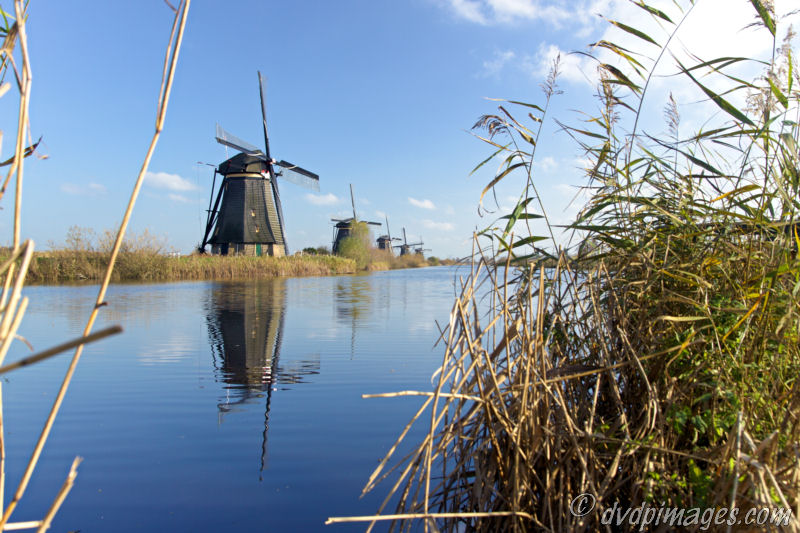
215, 123, 265, 157
274, 160, 320, 191
258, 71, 273, 161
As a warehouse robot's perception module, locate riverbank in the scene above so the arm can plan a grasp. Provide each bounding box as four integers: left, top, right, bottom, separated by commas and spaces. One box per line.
15, 251, 456, 284
20, 251, 358, 283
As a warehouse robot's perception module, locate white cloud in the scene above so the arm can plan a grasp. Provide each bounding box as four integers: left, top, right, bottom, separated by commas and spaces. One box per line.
168, 193, 192, 203
527, 43, 595, 86
60, 182, 107, 196
375, 210, 387, 219
536, 156, 557, 172
447, 0, 488, 24
444, 0, 601, 28
422, 219, 455, 231
409, 197, 436, 210
481, 49, 516, 77
305, 192, 340, 206
144, 171, 198, 192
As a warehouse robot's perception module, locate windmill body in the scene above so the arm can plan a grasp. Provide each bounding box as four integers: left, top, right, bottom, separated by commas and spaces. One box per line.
208, 153, 286, 257
376, 215, 401, 254
200, 72, 319, 257
330, 185, 381, 254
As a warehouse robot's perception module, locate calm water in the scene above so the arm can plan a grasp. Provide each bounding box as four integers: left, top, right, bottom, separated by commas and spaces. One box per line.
5, 267, 462, 531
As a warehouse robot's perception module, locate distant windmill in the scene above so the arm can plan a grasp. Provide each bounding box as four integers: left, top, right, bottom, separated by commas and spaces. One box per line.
414, 236, 432, 256
376, 215, 401, 254
199, 72, 320, 257
331, 184, 381, 253
395, 228, 424, 256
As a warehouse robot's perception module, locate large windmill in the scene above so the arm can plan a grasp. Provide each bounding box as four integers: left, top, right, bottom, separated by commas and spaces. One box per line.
199, 72, 319, 257
331, 184, 381, 254
395, 228, 425, 256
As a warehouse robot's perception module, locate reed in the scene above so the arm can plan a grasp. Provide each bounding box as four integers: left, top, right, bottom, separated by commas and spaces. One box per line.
15, 250, 357, 283
331, 1, 800, 531
0, 1, 189, 529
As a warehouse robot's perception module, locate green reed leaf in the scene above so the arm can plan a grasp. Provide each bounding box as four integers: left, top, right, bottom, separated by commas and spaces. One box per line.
470, 144, 509, 176
605, 18, 660, 46
767, 78, 788, 108
748, 0, 776, 36
633, 1, 673, 23
679, 62, 755, 126
479, 162, 526, 205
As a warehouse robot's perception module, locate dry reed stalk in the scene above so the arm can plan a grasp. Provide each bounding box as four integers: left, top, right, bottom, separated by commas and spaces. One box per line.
34, 457, 81, 533
0, 0, 189, 529
330, 248, 800, 532
10, 0, 29, 251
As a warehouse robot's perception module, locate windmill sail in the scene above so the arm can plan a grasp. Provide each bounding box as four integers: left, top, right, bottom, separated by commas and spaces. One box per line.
274, 160, 320, 191
215, 124, 264, 157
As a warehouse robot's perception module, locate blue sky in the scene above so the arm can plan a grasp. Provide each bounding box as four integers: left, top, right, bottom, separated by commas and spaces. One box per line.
2, 0, 797, 257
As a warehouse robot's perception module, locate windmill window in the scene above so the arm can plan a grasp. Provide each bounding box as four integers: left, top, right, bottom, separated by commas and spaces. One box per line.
255, 226, 260, 233
250, 210, 256, 217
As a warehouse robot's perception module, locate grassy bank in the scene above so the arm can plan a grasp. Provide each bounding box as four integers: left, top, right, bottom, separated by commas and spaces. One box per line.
17, 251, 358, 283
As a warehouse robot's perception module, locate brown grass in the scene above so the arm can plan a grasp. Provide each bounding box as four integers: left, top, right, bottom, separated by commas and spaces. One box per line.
14, 250, 357, 283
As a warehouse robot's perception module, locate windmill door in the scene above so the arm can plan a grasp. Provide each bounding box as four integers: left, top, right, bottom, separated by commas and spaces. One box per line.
256, 243, 262, 256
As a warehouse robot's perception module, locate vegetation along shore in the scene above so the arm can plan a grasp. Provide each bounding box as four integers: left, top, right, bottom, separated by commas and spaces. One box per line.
8, 226, 455, 284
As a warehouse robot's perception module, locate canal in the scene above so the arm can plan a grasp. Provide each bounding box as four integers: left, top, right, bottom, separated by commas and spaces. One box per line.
5, 266, 462, 531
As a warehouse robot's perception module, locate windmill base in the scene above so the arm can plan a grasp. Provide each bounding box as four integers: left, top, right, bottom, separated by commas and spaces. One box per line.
211, 243, 286, 257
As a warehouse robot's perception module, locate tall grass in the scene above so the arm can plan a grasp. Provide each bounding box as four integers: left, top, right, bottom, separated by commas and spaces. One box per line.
18, 250, 356, 283
330, 2, 800, 531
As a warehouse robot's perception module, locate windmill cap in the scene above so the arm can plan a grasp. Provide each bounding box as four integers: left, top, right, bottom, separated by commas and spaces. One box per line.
218, 153, 267, 175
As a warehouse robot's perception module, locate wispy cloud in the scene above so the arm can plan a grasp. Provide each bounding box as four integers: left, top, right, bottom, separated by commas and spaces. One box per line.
447, 0, 488, 24
409, 197, 436, 210
60, 182, 107, 196
305, 192, 340, 206
481, 49, 515, 77
168, 193, 192, 203
144, 171, 198, 192
535, 156, 557, 172
423, 219, 455, 231
443, 0, 577, 27
527, 43, 594, 85
375, 210, 387, 219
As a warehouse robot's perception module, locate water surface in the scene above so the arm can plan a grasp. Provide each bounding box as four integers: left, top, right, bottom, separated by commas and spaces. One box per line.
5, 267, 461, 531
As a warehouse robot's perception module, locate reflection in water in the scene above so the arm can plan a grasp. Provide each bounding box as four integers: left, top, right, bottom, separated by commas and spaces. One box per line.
334, 276, 373, 357
206, 279, 319, 476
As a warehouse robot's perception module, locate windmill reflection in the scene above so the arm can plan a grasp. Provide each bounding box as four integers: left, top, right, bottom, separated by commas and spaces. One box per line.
334, 276, 374, 358
206, 279, 319, 476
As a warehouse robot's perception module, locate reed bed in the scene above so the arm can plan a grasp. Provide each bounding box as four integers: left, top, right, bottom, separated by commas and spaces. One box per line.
17, 251, 357, 283
330, 1, 800, 531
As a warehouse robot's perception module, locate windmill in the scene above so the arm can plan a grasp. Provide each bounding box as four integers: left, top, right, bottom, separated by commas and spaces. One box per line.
199, 72, 320, 257
331, 184, 381, 254
376, 215, 401, 254
395, 227, 424, 256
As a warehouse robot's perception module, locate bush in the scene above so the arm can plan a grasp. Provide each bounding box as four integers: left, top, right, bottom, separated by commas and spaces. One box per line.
336, 222, 373, 270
